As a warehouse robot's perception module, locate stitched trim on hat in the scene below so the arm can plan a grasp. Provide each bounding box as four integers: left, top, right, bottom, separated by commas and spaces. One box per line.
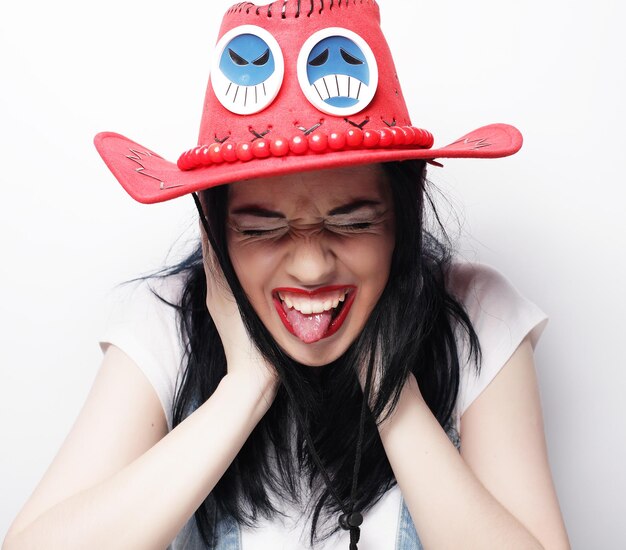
177, 125, 434, 170
345, 118, 369, 129
228, 0, 374, 19
249, 127, 271, 140
296, 122, 323, 135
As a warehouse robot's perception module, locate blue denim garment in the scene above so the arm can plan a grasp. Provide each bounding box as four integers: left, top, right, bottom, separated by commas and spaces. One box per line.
171, 413, 461, 550
172, 507, 240, 550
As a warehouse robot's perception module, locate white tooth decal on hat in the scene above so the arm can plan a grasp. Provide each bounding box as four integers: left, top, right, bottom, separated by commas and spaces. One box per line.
297, 27, 379, 117
211, 25, 285, 115
311, 75, 370, 104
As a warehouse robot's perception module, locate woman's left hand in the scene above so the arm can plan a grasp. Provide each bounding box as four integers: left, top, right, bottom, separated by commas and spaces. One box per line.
358, 358, 425, 420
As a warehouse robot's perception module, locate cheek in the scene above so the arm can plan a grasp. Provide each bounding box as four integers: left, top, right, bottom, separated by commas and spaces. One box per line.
338, 233, 395, 286
228, 240, 283, 299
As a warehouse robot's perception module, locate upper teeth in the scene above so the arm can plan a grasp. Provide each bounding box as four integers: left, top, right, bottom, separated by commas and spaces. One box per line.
278, 289, 349, 315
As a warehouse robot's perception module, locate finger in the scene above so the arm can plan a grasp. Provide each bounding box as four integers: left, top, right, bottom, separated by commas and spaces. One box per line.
204, 245, 221, 277
198, 224, 235, 305
199, 223, 226, 279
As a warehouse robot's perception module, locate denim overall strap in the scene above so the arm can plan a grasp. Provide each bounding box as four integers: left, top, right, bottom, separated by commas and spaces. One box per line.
170, 516, 208, 550
394, 419, 461, 550
395, 498, 424, 550
214, 512, 242, 550
170, 508, 242, 550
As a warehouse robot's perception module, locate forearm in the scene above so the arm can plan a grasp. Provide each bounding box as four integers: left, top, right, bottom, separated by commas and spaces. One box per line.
4, 374, 276, 550
378, 377, 544, 550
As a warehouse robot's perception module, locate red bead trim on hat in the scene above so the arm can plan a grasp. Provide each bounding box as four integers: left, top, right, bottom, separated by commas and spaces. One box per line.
176, 126, 434, 171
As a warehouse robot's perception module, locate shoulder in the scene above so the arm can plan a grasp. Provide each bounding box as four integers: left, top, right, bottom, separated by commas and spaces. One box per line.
100, 273, 187, 356
99, 272, 189, 431
447, 261, 526, 313
445, 261, 549, 420
447, 261, 548, 348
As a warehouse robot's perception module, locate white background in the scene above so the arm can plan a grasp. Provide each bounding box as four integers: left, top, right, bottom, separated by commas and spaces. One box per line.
1, 0, 624, 547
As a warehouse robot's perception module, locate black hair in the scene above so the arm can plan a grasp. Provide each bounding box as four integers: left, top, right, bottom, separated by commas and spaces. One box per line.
149, 159, 481, 547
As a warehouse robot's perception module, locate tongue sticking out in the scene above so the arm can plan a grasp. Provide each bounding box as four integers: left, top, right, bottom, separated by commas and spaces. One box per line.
283, 302, 333, 344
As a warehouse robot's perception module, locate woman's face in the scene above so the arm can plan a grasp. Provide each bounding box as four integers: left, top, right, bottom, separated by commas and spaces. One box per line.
226, 164, 395, 367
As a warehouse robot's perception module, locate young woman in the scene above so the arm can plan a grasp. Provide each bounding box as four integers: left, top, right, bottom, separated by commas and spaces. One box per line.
3, 2, 570, 549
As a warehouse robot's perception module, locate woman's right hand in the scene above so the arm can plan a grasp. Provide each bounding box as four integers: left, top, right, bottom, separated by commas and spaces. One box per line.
200, 230, 280, 402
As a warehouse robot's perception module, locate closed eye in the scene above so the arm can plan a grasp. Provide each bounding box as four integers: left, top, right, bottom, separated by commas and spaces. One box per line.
309, 49, 329, 67
340, 48, 364, 65
229, 48, 249, 66
328, 221, 373, 232
252, 48, 271, 66
239, 222, 373, 236
238, 227, 286, 237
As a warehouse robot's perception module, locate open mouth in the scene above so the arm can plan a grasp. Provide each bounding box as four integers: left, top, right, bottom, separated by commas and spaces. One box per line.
272, 285, 357, 344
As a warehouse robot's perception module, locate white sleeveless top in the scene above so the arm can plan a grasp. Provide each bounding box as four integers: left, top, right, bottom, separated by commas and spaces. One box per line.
99, 261, 548, 550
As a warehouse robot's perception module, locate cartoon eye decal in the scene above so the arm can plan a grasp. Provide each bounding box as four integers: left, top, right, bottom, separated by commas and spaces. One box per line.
211, 25, 284, 115
228, 49, 249, 66
252, 49, 271, 66
340, 49, 364, 65
297, 27, 378, 117
309, 49, 330, 67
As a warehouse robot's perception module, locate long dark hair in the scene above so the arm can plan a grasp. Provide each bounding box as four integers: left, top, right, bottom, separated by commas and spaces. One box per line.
150, 160, 481, 546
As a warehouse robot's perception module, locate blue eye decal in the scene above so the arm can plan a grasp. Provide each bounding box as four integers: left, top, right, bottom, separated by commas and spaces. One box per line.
297, 28, 378, 116
211, 25, 284, 115
220, 34, 275, 85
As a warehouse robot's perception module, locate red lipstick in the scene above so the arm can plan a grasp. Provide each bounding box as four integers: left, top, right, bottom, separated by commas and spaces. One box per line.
272, 285, 357, 342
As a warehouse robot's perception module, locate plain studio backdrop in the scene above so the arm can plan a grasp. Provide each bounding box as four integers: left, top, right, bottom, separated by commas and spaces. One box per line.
1, 0, 624, 547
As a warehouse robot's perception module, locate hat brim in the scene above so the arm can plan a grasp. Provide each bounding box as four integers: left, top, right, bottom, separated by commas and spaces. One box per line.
94, 123, 522, 204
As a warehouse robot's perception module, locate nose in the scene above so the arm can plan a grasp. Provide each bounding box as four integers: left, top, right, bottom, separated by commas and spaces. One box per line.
284, 233, 337, 286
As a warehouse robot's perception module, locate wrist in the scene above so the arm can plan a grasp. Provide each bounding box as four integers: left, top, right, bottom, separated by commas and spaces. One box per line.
220, 371, 279, 416
377, 374, 428, 438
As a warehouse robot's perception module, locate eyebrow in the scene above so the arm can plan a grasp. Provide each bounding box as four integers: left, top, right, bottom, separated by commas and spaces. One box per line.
327, 199, 382, 216
230, 199, 382, 219
230, 205, 284, 218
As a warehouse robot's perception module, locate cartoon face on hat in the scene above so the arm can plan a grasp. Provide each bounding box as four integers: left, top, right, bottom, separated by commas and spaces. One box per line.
219, 34, 275, 86
297, 27, 378, 117
211, 25, 285, 115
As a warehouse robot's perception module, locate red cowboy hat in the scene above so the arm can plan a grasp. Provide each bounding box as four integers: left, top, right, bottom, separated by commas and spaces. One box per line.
94, 0, 522, 204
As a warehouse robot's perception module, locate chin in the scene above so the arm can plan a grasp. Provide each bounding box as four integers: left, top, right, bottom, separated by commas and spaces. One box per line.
275, 331, 353, 367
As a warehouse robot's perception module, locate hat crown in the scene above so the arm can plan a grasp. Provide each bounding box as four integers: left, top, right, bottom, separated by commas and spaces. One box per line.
198, 0, 411, 147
